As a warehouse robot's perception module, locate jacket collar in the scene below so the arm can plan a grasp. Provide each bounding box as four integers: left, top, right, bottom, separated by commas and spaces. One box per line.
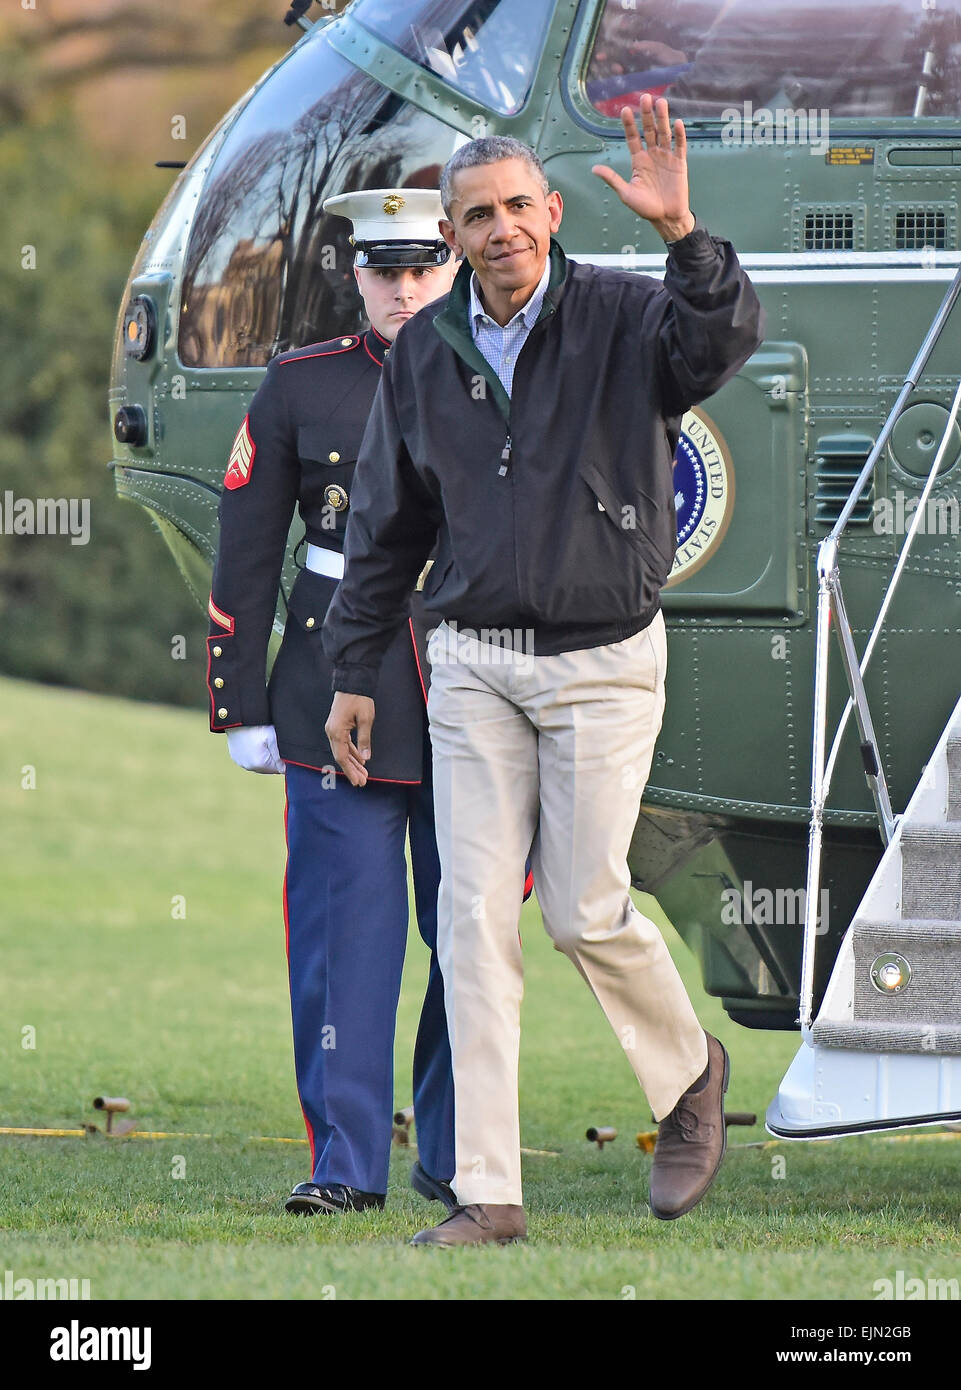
431, 239, 569, 422
469, 257, 552, 332
363, 326, 391, 366
441, 238, 568, 337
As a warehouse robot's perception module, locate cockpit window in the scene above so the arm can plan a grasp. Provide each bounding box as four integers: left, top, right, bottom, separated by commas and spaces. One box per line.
584, 0, 961, 122
178, 41, 458, 368
351, 0, 555, 116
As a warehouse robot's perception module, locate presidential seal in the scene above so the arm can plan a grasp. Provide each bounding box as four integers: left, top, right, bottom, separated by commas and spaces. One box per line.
324, 483, 349, 512
666, 408, 735, 586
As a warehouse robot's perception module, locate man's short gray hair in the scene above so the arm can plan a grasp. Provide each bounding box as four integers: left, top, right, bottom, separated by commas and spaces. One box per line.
440, 138, 549, 217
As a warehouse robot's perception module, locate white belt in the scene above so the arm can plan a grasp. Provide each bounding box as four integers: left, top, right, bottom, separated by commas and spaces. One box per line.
306, 544, 345, 579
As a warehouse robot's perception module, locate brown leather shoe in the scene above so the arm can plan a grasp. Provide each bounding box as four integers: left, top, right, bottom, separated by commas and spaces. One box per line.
410, 1203, 527, 1246
649, 1032, 730, 1221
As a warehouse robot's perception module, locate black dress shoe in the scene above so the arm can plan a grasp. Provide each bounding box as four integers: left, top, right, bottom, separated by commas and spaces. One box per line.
409, 1160, 458, 1213
284, 1182, 385, 1215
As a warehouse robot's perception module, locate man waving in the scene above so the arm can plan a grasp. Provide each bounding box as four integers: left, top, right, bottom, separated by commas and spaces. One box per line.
324, 98, 765, 1244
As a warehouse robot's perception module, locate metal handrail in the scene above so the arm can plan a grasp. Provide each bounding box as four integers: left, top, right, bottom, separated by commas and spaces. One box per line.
798, 262, 961, 1031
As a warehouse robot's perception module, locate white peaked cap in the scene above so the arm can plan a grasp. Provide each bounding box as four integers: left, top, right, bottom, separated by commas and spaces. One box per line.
323, 188, 450, 265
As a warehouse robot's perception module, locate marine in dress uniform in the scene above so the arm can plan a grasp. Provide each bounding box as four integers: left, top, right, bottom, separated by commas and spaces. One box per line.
206, 189, 460, 1215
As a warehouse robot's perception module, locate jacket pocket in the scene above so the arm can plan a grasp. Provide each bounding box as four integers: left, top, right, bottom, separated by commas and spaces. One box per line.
296, 425, 356, 471
297, 427, 356, 536
420, 555, 453, 605
578, 460, 672, 571
284, 564, 338, 631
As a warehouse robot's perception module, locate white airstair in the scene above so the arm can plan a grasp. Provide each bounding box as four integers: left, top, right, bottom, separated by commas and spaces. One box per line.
767, 263, 961, 1138
768, 697, 961, 1136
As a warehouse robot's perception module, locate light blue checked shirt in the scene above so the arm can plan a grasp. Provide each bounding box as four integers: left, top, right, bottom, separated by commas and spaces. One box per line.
468, 259, 551, 398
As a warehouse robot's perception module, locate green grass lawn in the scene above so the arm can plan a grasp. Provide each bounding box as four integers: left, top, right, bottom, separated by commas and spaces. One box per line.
2, 675, 961, 1300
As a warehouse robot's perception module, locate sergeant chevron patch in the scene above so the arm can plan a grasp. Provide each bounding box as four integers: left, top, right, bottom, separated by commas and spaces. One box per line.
207, 596, 235, 633
224, 416, 256, 490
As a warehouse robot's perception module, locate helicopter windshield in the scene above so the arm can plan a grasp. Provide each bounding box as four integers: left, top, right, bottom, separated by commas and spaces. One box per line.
350, 0, 555, 115
178, 40, 459, 368
584, 0, 961, 120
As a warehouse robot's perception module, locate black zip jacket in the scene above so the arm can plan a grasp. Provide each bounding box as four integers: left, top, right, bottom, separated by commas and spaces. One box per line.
323, 226, 765, 698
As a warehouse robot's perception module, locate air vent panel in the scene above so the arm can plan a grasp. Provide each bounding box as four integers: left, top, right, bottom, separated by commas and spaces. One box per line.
814, 435, 876, 527
895, 207, 947, 250
804, 211, 855, 251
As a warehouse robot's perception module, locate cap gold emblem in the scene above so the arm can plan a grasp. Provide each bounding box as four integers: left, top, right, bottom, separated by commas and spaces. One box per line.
324, 483, 349, 512
383, 194, 406, 215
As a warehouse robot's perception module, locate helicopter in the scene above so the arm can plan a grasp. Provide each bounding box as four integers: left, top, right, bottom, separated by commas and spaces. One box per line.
109, 0, 961, 1140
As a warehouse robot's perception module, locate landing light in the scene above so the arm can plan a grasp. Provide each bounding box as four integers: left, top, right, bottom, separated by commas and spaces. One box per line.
123, 296, 157, 361
870, 952, 912, 994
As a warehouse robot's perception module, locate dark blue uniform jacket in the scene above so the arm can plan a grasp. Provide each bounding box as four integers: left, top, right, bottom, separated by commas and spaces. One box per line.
206, 328, 431, 782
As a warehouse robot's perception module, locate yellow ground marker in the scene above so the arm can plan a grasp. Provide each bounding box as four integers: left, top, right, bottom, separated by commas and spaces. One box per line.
0, 1127, 87, 1138
1, 1128, 562, 1153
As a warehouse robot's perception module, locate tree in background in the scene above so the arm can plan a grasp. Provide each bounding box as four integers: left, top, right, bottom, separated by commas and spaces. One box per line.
0, 3, 350, 705
0, 107, 211, 705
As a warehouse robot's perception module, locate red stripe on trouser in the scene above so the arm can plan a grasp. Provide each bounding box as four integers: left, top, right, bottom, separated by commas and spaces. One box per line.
283, 782, 315, 1172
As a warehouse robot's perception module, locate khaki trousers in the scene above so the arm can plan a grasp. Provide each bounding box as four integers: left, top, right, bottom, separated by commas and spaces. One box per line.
426, 613, 708, 1206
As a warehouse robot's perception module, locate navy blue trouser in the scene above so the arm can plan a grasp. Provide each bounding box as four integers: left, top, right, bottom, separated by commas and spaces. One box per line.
283, 735, 454, 1195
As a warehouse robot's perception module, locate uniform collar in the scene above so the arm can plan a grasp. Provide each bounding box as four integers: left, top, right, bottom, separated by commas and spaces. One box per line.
363, 326, 391, 366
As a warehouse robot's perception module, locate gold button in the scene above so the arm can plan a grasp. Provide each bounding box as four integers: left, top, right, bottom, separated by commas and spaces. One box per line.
214, 677, 224, 689
305, 617, 316, 629
341, 338, 352, 346
217, 707, 228, 719
212, 645, 222, 657
328, 451, 340, 463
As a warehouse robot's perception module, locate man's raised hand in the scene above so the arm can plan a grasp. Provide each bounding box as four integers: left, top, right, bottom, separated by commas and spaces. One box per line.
591, 95, 695, 244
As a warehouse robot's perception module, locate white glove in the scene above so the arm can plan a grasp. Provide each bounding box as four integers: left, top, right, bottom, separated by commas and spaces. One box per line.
226, 724, 286, 775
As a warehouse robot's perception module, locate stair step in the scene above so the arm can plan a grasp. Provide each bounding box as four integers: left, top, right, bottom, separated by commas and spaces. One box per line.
850, 917, 961, 1024
854, 918, 961, 942
811, 1018, 961, 1055
947, 737, 961, 820
899, 823, 961, 918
